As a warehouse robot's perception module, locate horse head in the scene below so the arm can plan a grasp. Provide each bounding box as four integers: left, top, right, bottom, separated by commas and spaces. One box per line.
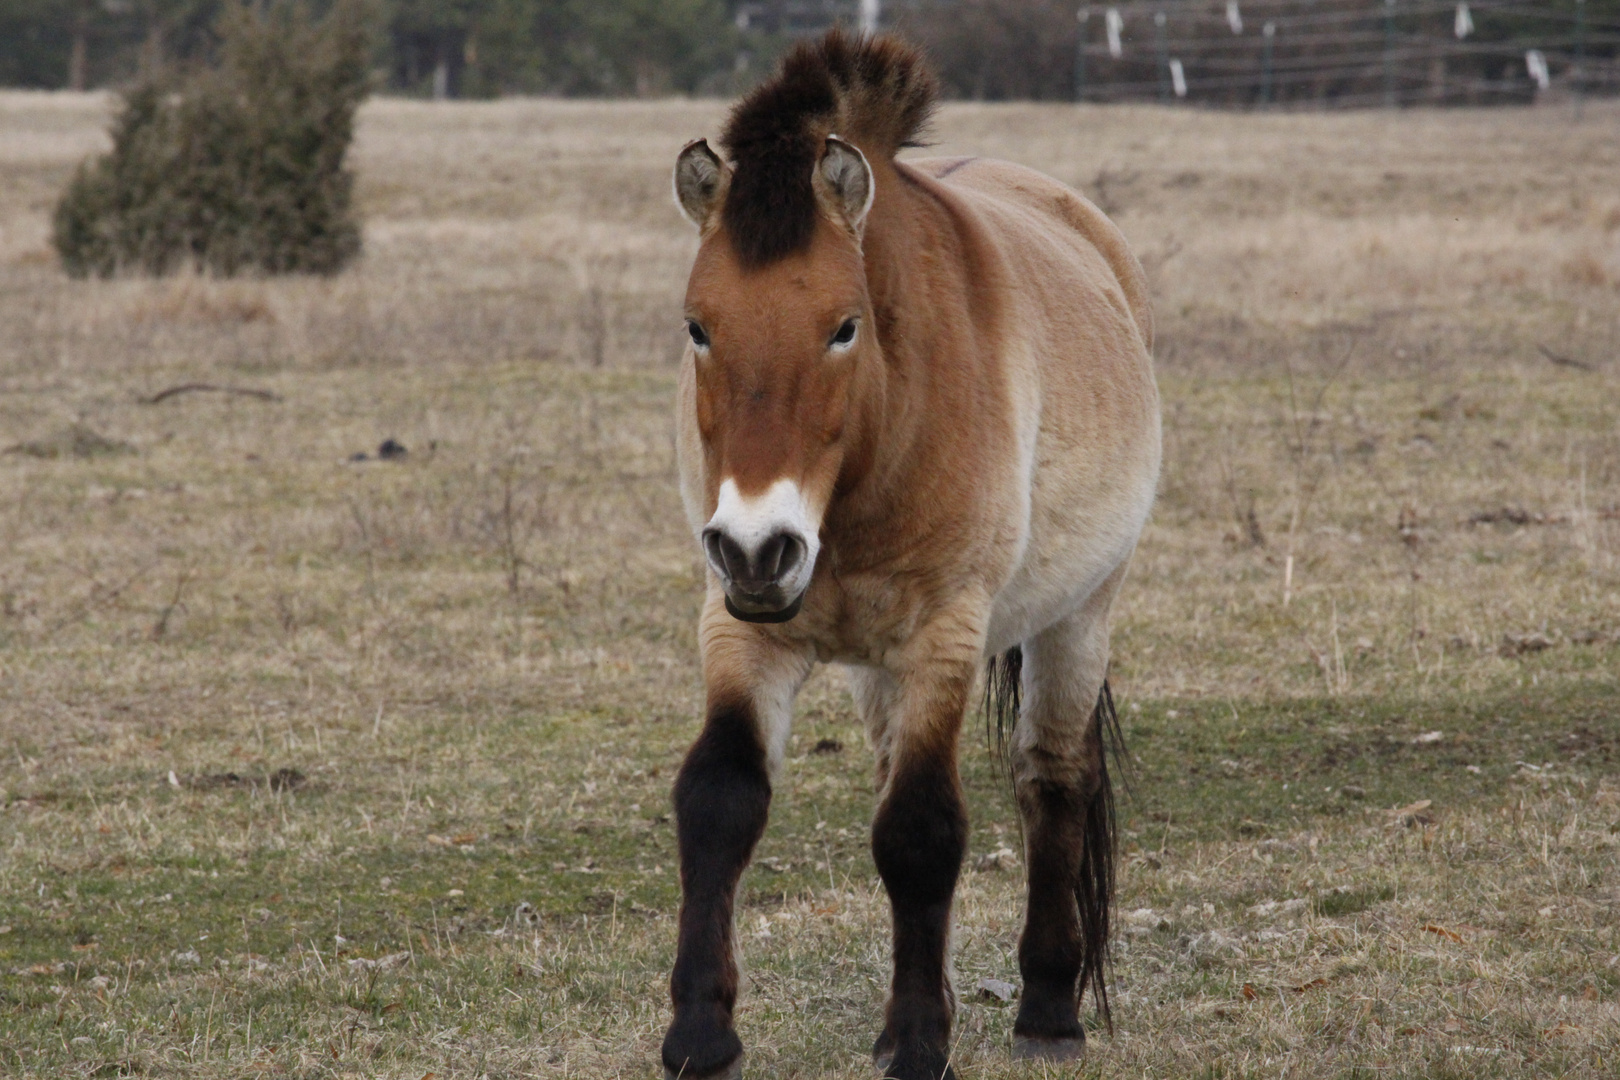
672, 134, 877, 622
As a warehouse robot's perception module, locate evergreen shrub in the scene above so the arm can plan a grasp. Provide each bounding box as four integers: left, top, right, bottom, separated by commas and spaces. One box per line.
53, 0, 370, 278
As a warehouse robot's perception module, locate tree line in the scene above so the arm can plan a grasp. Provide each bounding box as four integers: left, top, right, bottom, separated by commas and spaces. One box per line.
3, 0, 1616, 103
0, 0, 754, 96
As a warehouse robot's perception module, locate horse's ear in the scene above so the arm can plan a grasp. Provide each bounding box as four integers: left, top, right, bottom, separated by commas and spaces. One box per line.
815, 136, 875, 237
673, 139, 729, 230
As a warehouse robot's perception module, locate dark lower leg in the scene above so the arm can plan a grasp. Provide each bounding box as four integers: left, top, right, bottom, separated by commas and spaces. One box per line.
1013, 725, 1115, 1046
871, 759, 967, 1080
661, 702, 771, 1079
1013, 778, 1088, 1043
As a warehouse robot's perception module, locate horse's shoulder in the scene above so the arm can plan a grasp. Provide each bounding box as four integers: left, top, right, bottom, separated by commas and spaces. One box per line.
930, 160, 1109, 238
904, 157, 1152, 351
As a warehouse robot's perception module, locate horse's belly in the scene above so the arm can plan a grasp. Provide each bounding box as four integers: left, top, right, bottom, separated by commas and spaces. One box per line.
984, 470, 1152, 655
981, 330, 1159, 655
955, 166, 1159, 657
802, 156, 1160, 664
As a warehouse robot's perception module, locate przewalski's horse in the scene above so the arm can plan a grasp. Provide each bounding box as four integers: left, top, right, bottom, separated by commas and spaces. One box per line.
662, 30, 1159, 1080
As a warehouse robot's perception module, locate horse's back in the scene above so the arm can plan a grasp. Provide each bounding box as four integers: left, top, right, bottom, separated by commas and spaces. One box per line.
912, 156, 1153, 353
906, 156, 1161, 652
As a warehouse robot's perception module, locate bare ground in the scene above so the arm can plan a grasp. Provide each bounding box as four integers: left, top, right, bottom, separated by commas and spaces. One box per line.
0, 92, 1617, 1078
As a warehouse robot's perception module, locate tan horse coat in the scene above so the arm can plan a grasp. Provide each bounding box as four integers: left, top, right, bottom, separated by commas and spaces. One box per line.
676, 153, 1158, 768
660, 30, 1159, 1080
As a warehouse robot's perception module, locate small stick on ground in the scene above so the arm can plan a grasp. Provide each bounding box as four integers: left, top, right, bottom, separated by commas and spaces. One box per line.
152, 566, 195, 639
1536, 345, 1594, 372
144, 383, 283, 404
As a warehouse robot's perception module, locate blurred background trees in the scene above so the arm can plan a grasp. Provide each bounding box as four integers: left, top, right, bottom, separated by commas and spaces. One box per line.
53, 0, 369, 276
0, 0, 751, 96
0, 0, 1616, 103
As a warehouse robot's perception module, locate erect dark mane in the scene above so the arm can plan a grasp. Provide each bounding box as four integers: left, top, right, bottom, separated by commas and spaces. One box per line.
719, 29, 937, 268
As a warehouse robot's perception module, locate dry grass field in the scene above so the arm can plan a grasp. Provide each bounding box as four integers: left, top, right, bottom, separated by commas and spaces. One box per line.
1, 90, 1618, 1079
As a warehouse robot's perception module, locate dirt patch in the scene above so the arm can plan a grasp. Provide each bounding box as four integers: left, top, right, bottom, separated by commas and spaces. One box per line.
5, 425, 134, 459
185, 768, 306, 792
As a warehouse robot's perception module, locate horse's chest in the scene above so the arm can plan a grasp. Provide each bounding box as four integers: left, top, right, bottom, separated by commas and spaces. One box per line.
795, 566, 927, 665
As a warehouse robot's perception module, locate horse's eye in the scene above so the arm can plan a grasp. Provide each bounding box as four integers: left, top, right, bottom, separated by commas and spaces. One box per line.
687, 320, 710, 349
830, 318, 858, 349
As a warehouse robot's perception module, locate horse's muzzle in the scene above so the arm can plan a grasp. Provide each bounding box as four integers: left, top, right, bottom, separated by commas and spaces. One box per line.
703, 526, 811, 623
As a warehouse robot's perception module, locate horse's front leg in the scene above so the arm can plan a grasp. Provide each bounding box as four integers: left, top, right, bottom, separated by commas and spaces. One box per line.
870, 617, 983, 1080
662, 602, 810, 1080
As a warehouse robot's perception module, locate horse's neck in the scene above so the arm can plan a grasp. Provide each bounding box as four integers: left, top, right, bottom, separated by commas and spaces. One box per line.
839, 160, 1000, 529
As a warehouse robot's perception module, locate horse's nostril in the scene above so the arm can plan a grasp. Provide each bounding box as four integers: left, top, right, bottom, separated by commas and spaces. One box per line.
774, 533, 803, 578
722, 537, 749, 580
704, 527, 807, 592
703, 529, 749, 583
755, 532, 785, 580
752, 531, 804, 583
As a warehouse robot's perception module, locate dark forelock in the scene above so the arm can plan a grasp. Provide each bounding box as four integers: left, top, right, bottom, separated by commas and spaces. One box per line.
718, 29, 937, 268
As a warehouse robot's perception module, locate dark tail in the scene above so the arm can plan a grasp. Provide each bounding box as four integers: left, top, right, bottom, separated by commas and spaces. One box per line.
985, 650, 1127, 1031
1079, 679, 1124, 1032
983, 645, 1022, 767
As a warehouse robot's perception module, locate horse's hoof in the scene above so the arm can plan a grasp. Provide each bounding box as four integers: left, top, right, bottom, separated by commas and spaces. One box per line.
1012, 1034, 1086, 1061
872, 1032, 894, 1074
664, 1054, 743, 1080
874, 1045, 955, 1080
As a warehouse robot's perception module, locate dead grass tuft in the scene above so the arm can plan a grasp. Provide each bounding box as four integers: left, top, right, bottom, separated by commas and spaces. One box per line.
131, 277, 279, 325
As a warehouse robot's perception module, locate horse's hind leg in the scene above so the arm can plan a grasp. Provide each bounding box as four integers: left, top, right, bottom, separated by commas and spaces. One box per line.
1008, 569, 1126, 1059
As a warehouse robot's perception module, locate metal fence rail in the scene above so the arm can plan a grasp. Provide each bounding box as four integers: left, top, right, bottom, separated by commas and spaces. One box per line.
756, 0, 1620, 108
1064, 0, 1620, 106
